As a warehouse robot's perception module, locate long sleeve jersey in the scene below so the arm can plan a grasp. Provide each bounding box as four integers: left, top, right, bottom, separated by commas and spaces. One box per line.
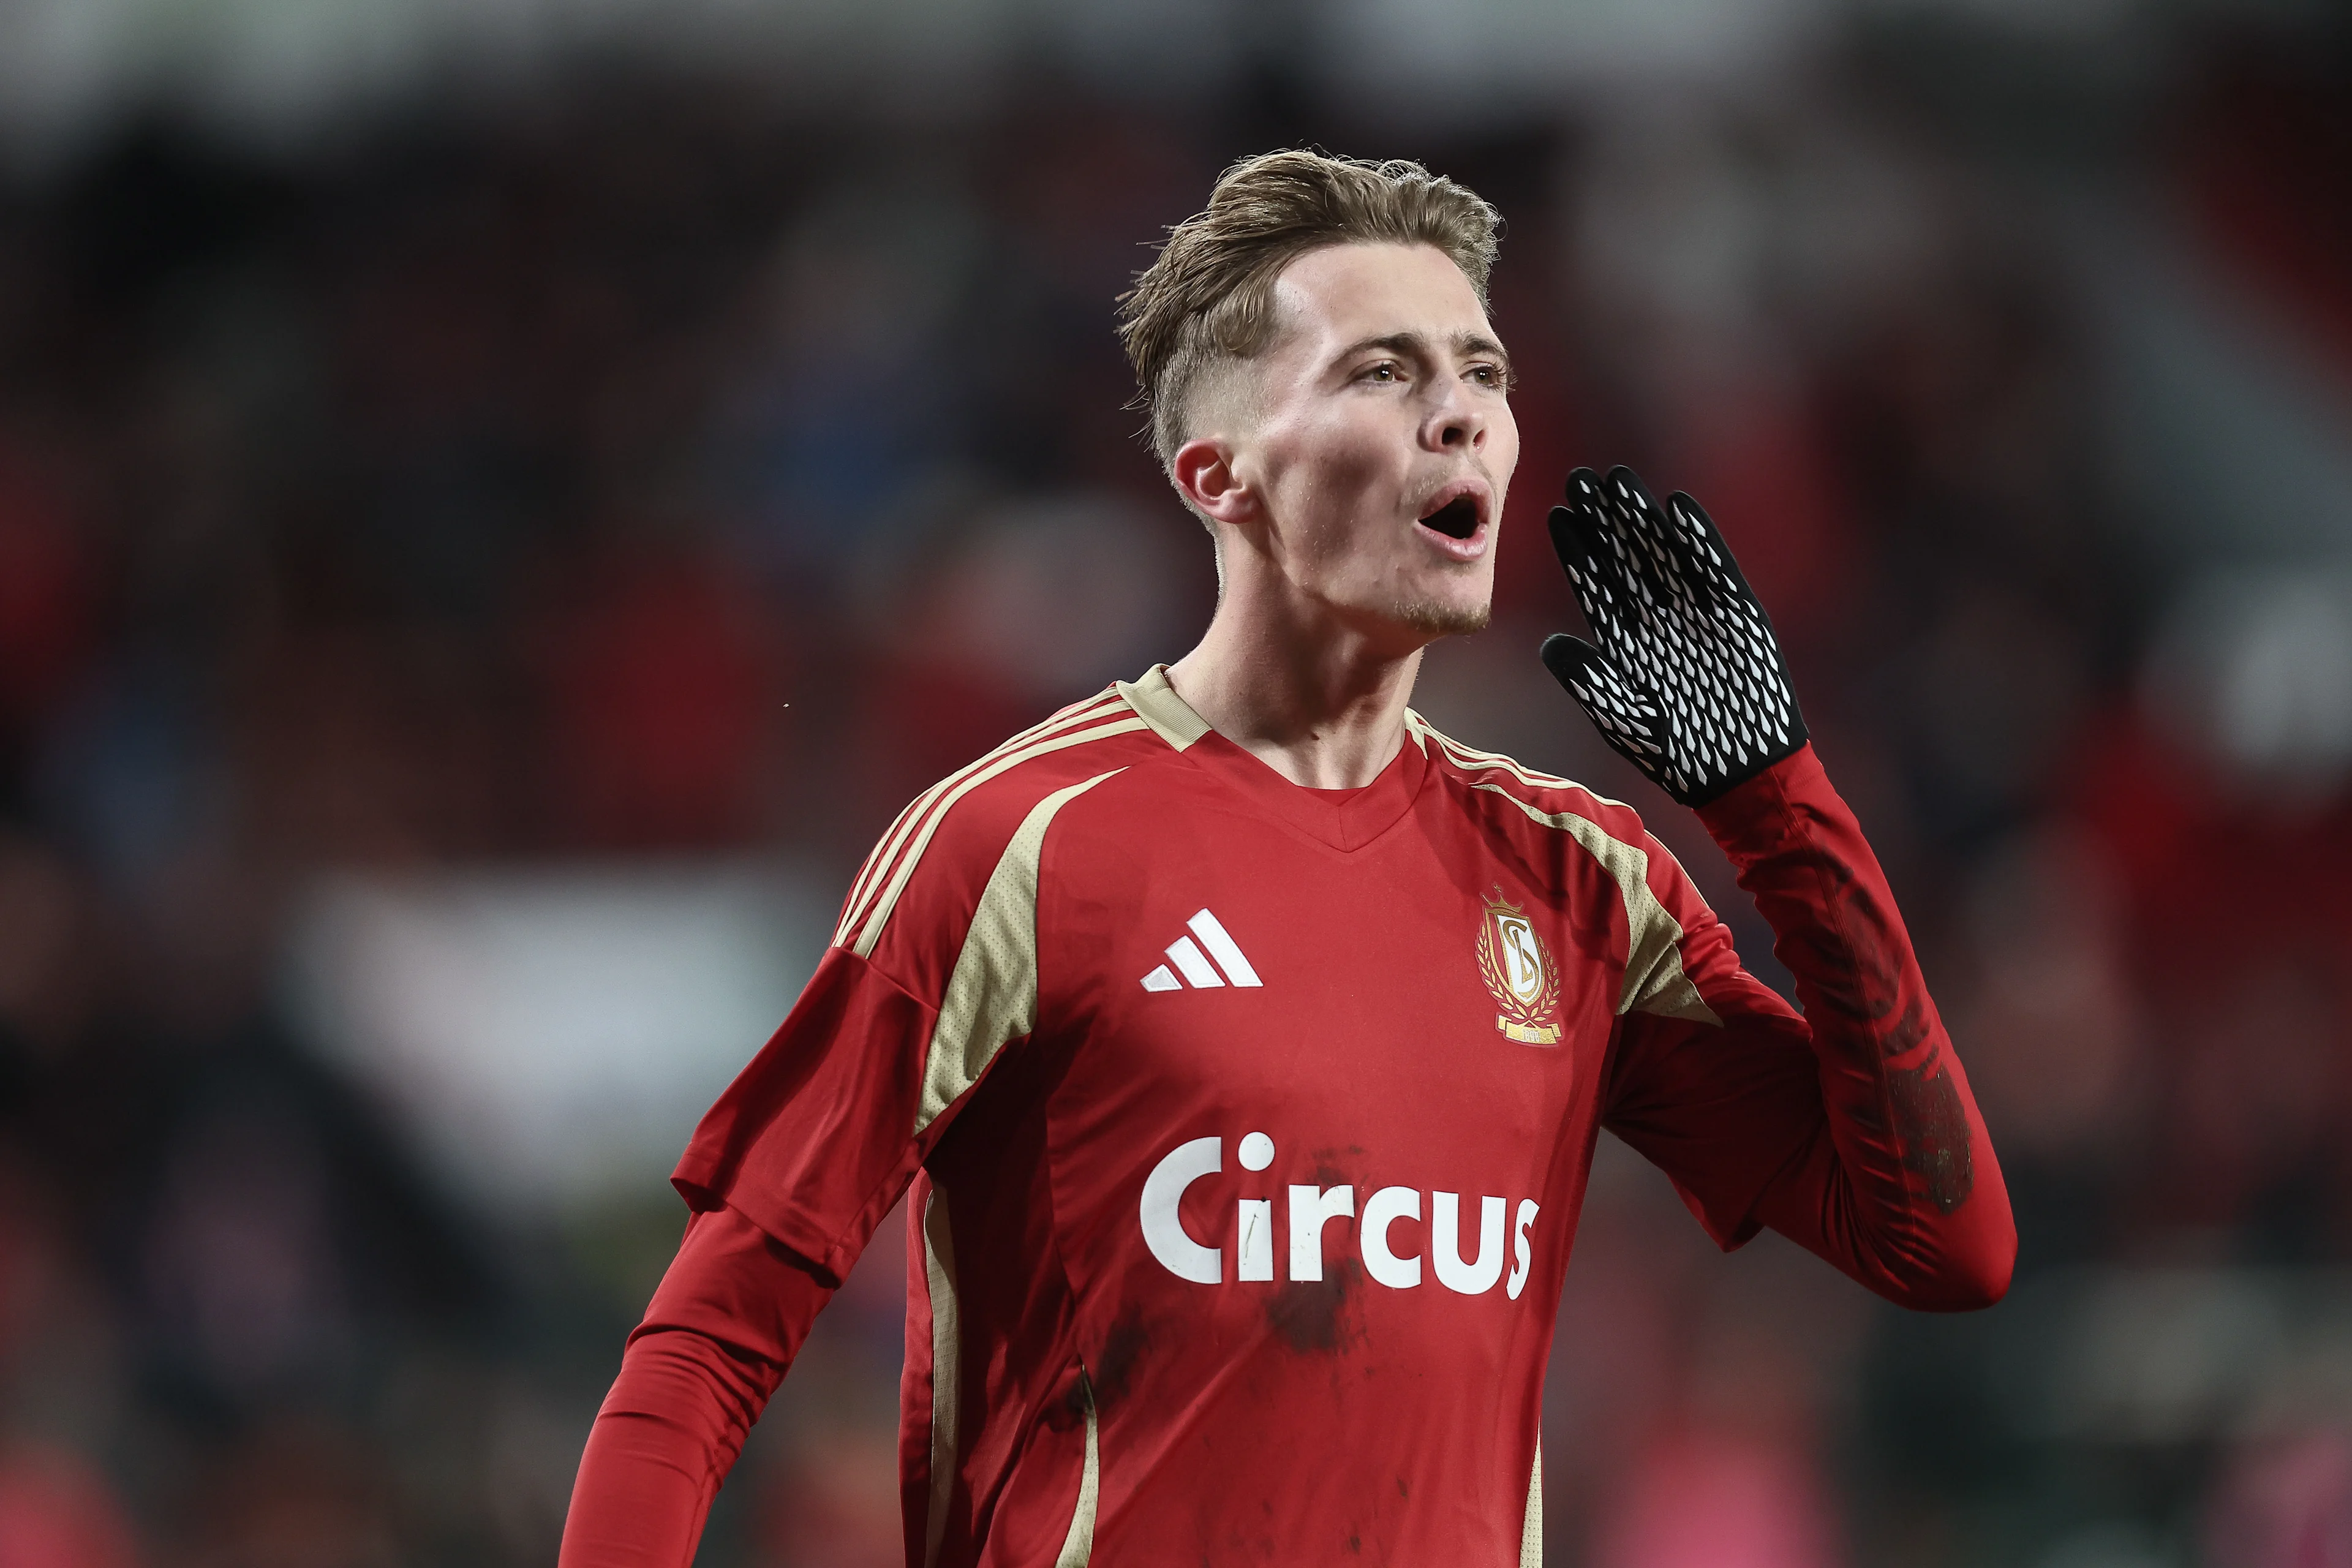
559, 666, 2015, 1568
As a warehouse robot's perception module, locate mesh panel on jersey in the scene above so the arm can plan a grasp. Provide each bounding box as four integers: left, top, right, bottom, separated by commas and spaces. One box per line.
1520, 1442, 1543, 1568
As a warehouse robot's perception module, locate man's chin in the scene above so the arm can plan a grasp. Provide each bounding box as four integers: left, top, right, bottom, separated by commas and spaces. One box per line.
1393, 597, 1493, 638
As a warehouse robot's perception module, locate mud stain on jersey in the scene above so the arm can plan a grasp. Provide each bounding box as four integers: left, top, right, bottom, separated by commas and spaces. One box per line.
1890, 1056, 1972, 1212
1308, 1147, 1364, 1184
1200, 1520, 1281, 1564
1088, 1308, 1152, 1412
1047, 1363, 1090, 1432
1881, 995, 1931, 1060
1792, 860, 1900, 1026
1784, 848, 1975, 1212
1267, 1259, 1363, 1354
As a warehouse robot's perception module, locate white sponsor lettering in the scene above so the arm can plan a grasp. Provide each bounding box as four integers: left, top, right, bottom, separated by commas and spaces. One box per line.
1508, 1198, 1539, 1300
1238, 1197, 1275, 1281
1288, 1185, 1354, 1283
1431, 1192, 1506, 1295
1362, 1185, 1423, 1289
1139, 1136, 1541, 1299
1139, 1135, 1221, 1283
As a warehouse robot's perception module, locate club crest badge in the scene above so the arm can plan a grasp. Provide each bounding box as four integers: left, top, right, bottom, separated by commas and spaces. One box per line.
1477, 888, 1562, 1045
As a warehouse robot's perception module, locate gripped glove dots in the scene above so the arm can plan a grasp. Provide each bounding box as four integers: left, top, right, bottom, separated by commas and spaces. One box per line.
1540, 466, 1808, 808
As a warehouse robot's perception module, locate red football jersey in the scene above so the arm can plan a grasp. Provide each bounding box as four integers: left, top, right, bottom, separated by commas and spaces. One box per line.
649, 667, 2011, 1568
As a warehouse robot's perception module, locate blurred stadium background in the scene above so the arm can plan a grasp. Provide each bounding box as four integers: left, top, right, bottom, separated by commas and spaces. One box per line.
0, 0, 2348, 1562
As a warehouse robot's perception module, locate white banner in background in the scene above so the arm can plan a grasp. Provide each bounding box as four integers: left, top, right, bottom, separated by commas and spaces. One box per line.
282, 859, 829, 1212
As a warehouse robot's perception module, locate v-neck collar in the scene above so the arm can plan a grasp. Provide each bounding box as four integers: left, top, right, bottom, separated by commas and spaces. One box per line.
1114, 665, 1431, 854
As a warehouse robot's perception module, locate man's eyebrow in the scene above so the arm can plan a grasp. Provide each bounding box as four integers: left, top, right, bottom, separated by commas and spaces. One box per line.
1332, 330, 1513, 368
1456, 331, 1510, 365
1335, 331, 1431, 363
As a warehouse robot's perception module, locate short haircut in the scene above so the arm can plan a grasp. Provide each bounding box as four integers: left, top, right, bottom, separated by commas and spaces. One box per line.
1116, 149, 1502, 471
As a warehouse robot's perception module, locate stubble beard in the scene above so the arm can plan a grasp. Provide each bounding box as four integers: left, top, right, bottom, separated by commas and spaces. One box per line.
1393, 597, 1493, 638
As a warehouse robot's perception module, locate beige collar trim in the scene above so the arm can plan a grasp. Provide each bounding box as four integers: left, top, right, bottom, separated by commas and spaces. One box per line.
1114, 665, 1214, 752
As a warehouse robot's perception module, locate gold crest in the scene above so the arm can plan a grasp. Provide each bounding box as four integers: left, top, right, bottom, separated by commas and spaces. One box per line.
1476, 887, 1562, 1046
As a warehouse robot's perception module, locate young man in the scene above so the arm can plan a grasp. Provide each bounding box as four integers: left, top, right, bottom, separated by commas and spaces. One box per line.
559, 151, 2013, 1567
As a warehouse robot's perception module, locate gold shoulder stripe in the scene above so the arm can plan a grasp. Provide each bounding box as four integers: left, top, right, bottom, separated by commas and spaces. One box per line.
1403, 709, 1433, 755
1419, 718, 1635, 806
1114, 665, 1212, 751
921, 1189, 961, 1568
915, 767, 1124, 1131
853, 724, 1141, 960
1422, 723, 1605, 799
1467, 781, 1720, 1025
839, 791, 941, 948
835, 692, 1127, 948
1434, 732, 1570, 790
1055, 1368, 1099, 1568
836, 692, 1125, 945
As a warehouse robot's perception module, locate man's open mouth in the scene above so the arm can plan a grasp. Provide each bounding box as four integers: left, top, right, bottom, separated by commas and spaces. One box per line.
1420, 496, 1480, 540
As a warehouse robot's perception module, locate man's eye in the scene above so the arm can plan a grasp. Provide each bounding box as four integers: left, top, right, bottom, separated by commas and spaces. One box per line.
1362, 361, 1401, 383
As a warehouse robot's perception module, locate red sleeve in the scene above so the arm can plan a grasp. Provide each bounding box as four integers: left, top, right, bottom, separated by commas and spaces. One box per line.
564, 751, 1103, 1564
671, 755, 1097, 1278
1600, 744, 2016, 1311
559, 910, 958, 1567
558, 1205, 833, 1568
670, 945, 944, 1277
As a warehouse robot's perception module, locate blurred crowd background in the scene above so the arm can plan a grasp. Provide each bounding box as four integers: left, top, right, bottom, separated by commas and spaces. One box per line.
0, 0, 2348, 1563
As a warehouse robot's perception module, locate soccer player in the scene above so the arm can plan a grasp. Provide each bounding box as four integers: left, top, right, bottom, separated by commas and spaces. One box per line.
559, 150, 2014, 1567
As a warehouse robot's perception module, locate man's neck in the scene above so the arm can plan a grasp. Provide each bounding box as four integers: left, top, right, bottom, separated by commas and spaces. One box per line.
1164, 600, 1425, 791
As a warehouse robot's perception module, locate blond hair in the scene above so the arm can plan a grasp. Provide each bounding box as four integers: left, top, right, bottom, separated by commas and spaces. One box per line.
1115, 149, 1502, 469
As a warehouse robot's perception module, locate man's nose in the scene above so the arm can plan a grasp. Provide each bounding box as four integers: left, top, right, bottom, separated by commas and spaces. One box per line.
1422, 382, 1487, 453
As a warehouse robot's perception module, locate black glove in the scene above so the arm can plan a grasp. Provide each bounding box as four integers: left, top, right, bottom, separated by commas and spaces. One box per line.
1540, 466, 1807, 807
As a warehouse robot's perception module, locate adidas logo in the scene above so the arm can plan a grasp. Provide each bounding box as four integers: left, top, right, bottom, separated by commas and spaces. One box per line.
1140, 909, 1263, 992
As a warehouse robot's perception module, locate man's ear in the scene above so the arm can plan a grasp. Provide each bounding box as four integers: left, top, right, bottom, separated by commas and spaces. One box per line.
1170, 435, 1253, 526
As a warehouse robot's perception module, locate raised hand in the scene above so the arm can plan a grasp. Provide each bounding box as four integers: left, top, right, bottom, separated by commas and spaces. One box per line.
1539, 466, 1807, 807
